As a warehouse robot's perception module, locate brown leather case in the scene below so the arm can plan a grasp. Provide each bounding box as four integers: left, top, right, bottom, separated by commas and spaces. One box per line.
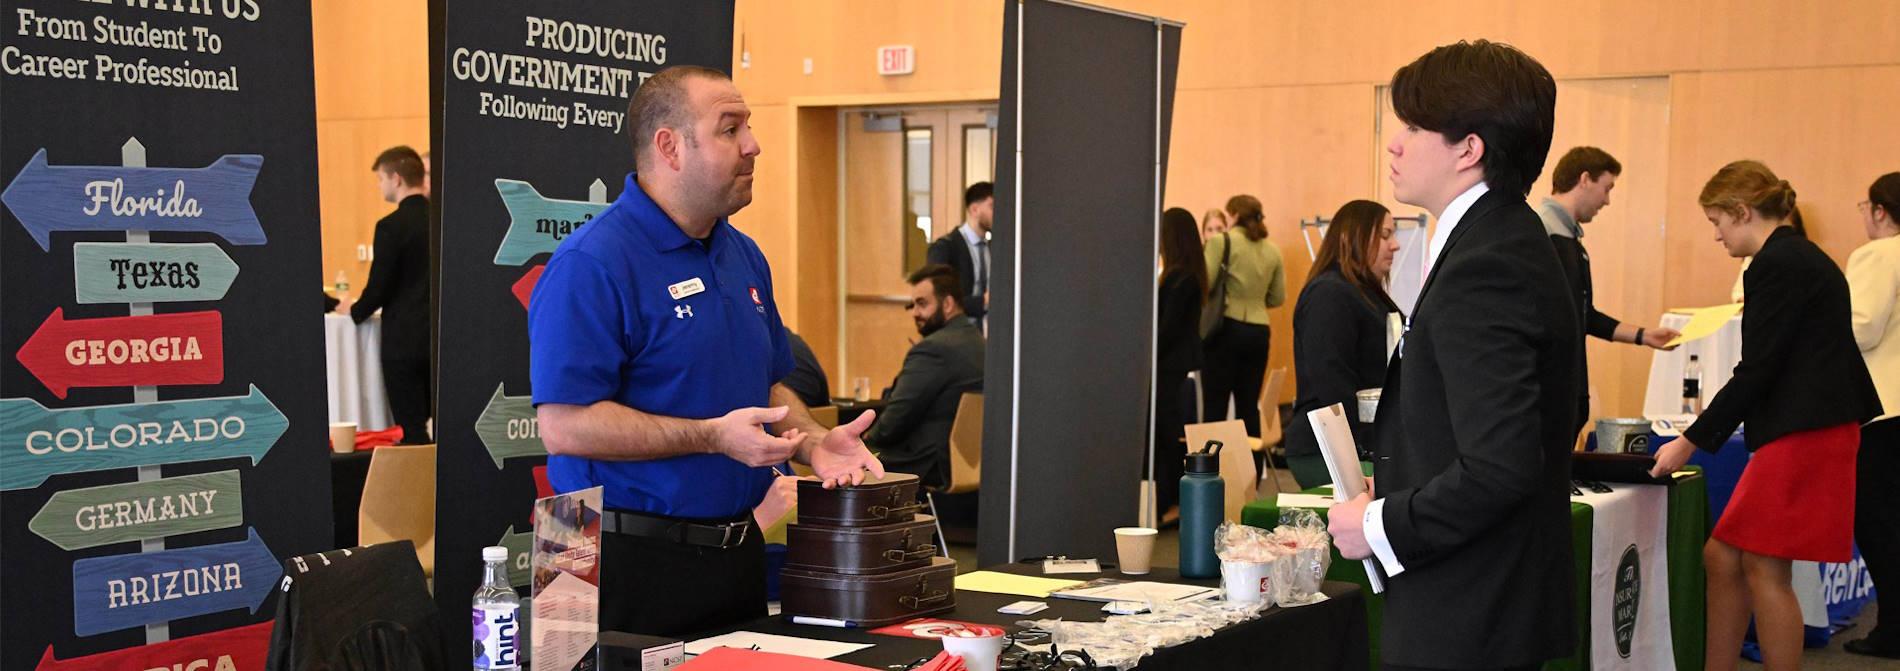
794, 473, 923, 527
779, 557, 958, 626
785, 515, 940, 575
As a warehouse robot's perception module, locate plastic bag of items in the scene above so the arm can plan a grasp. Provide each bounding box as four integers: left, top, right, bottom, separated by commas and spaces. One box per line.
1213, 521, 1287, 605
1265, 509, 1332, 606
1020, 599, 1268, 668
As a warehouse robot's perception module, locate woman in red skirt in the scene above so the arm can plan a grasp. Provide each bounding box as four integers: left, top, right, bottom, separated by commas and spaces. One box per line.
1651, 160, 1884, 671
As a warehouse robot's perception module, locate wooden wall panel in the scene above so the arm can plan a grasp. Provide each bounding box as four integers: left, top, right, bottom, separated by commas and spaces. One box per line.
316, 118, 429, 293
794, 108, 843, 386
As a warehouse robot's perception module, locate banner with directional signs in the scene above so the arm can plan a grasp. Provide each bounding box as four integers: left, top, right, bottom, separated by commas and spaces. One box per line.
436, 1, 734, 664
0, 1, 328, 669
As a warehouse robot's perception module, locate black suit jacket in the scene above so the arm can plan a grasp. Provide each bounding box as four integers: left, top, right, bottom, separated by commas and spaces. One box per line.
926, 230, 987, 320
1371, 190, 1582, 668
1155, 271, 1204, 377
863, 318, 985, 489
1684, 227, 1882, 451
351, 195, 431, 362
1285, 269, 1397, 457
1550, 234, 1620, 429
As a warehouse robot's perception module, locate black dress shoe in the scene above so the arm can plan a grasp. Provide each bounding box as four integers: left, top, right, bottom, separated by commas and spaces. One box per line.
1844, 637, 1900, 659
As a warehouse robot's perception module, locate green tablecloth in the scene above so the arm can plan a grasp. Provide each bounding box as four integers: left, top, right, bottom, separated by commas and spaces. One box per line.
1240, 469, 1708, 670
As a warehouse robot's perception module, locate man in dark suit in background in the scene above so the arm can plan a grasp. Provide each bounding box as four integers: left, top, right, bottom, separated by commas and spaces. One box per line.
926, 182, 993, 324
1327, 41, 1582, 671
351, 146, 433, 444
863, 264, 985, 490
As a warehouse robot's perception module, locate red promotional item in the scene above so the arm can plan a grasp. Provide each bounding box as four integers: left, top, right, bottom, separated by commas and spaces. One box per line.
16, 307, 223, 398
869, 618, 1004, 640
35, 621, 271, 671
354, 426, 405, 450
512, 264, 544, 309
675, 647, 880, 670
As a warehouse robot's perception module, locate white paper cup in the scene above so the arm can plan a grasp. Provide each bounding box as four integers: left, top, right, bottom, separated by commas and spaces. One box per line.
1114, 527, 1158, 575
328, 422, 357, 454
1221, 559, 1274, 604
1355, 388, 1382, 423
941, 626, 1006, 671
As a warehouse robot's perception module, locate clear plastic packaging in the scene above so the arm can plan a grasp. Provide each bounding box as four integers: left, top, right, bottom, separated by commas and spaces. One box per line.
1265, 509, 1332, 606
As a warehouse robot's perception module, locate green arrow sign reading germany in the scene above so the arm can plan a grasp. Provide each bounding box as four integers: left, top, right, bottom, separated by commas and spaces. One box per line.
29, 470, 242, 550
498, 525, 531, 588
474, 383, 545, 468
72, 242, 240, 304
0, 384, 286, 491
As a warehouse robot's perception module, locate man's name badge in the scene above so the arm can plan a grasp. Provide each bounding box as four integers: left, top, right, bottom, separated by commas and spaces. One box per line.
668, 277, 706, 299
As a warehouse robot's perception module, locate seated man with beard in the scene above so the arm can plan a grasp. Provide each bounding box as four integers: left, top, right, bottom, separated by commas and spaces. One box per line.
862, 263, 986, 489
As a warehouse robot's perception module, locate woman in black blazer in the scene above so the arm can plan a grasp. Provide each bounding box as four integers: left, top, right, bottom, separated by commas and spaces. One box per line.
1652, 161, 1883, 670
1152, 208, 1206, 520
1283, 200, 1401, 489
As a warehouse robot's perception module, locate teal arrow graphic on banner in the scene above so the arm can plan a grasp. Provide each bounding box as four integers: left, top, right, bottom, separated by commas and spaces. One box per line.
492, 178, 608, 266
0, 385, 287, 491
2, 148, 265, 251
498, 525, 531, 588
71, 527, 281, 636
29, 470, 243, 551
474, 384, 545, 468
73, 242, 240, 304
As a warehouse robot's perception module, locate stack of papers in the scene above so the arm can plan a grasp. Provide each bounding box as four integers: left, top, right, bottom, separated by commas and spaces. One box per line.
952, 571, 1084, 597
683, 632, 872, 660
1048, 579, 1219, 603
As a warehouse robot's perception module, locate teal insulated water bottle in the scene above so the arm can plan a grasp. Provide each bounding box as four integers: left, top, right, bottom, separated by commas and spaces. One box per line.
1179, 440, 1225, 578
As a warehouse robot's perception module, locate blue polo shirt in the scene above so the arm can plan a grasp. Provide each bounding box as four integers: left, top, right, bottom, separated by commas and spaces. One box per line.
528, 173, 794, 519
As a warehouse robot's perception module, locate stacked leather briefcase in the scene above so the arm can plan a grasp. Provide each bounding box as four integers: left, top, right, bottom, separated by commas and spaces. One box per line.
779, 472, 958, 626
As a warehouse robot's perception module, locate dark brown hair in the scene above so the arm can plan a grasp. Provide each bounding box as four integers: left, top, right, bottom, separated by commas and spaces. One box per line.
907, 263, 963, 309
1699, 160, 1796, 221
1160, 207, 1208, 297
627, 65, 732, 168
1390, 40, 1557, 198
1225, 194, 1267, 241
370, 146, 424, 187
1307, 200, 1396, 309
1550, 146, 1622, 194
1871, 172, 1900, 220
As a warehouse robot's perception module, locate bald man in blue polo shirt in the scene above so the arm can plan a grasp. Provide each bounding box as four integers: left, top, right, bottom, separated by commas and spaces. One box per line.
528, 65, 884, 636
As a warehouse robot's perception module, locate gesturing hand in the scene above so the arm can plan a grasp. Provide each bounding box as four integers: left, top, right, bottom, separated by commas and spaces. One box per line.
1643, 326, 1682, 351
709, 406, 802, 467
808, 409, 887, 489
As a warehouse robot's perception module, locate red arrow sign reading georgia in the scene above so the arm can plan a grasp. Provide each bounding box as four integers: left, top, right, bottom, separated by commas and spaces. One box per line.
512, 264, 545, 310
36, 620, 271, 671
16, 307, 223, 398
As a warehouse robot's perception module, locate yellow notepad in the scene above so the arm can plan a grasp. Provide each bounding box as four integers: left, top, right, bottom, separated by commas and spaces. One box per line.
1665, 302, 1744, 348
953, 571, 1085, 597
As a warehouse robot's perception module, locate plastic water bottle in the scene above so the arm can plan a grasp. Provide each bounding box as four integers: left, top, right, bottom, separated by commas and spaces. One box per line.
473, 546, 521, 670
333, 270, 350, 304
1179, 441, 1225, 579
1681, 355, 1702, 415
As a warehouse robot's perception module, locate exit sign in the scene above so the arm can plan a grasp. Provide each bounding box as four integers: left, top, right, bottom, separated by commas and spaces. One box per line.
878, 45, 915, 76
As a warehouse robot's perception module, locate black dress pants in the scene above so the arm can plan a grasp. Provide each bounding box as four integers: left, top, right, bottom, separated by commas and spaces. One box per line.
1856, 417, 1900, 645
1201, 319, 1271, 437
381, 355, 432, 444
598, 518, 766, 637
1151, 367, 1191, 515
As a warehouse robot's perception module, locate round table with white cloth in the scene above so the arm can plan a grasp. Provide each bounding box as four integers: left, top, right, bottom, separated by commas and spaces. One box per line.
324, 312, 393, 430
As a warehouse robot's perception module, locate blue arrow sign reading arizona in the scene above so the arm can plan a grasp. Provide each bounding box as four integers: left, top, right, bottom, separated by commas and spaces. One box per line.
71, 527, 282, 636
493, 178, 608, 265
2, 148, 265, 251
0, 385, 286, 491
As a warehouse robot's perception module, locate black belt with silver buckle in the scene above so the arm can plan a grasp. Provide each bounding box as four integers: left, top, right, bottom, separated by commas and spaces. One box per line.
601, 508, 752, 549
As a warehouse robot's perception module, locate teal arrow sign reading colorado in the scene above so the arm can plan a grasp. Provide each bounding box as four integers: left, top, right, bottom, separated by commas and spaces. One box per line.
499, 525, 531, 587
493, 178, 607, 266
73, 242, 239, 304
474, 383, 544, 468
0, 385, 286, 491
30, 470, 242, 551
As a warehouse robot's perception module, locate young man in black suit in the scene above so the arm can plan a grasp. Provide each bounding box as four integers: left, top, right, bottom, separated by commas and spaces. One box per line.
926, 182, 993, 323
1326, 41, 1582, 671
350, 146, 433, 444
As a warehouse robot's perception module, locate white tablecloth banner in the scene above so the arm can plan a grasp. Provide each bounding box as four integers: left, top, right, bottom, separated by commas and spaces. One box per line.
1573, 484, 1674, 670
324, 313, 392, 429
1642, 312, 1743, 419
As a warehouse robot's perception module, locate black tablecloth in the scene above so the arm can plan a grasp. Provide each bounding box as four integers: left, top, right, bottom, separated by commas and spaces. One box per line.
330, 451, 371, 550
697, 563, 1367, 670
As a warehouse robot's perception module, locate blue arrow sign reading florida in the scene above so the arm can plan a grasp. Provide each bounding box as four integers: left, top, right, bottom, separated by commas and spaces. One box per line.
71, 527, 282, 636
493, 178, 608, 266
0, 385, 286, 491
2, 148, 265, 251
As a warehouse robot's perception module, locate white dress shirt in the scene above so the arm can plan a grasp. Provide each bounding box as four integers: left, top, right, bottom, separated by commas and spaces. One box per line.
959, 222, 990, 298
1369, 180, 1490, 577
